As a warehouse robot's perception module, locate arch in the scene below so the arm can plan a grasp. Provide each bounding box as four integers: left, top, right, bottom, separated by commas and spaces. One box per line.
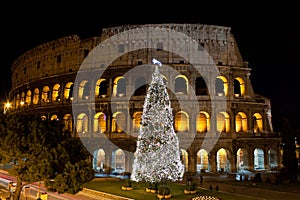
33, 88, 39, 104
252, 113, 263, 133
235, 112, 248, 132
51, 114, 58, 121
175, 111, 189, 132
196, 111, 210, 133
268, 148, 278, 169
112, 112, 126, 133
113, 76, 126, 97
93, 149, 106, 173
95, 78, 107, 97
217, 148, 230, 172
234, 77, 245, 97
175, 75, 188, 94
237, 148, 249, 171
78, 80, 89, 100
195, 76, 208, 95
25, 90, 32, 105
196, 149, 209, 172
93, 112, 107, 133
63, 114, 73, 132
21, 92, 25, 104
181, 149, 189, 172
217, 112, 230, 133
132, 111, 142, 132
77, 113, 88, 133
52, 84, 61, 101
16, 94, 20, 108
133, 77, 147, 96
41, 115, 47, 121
254, 148, 264, 170
215, 76, 228, 96
42, 86, 50, 102
64, 82, 74, 100
112, 149, 125, 173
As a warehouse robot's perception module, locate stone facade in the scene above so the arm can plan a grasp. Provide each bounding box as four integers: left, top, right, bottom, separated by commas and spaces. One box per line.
8, 23, 282, 175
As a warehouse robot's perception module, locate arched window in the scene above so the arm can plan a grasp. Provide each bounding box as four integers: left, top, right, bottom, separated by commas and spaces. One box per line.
95, 79, 107, 97
195, 77, 208, 95
252, 113, 263, 133
134, 77, 147, 96
64, 82, 73, 100
93, 149, 105, 172
112, 149, 125, 172
235, 112, 248, 132
268, 148, 278, 169
63, 114, 73, 132
196, 149, 209, 172
112, 112, 126, 133
175, 111, 189, 132
196, 112, 210, 133
78, 80, 89, 100
181, 149, 189, 172
51, 114, 58, 121
217, 112, 230, 133
21, 92, 25, 104
113, 77, 126, 97
77, 113, 88, 133
94, 112, 107, 133
234, 77, 245, 97
215, 76, 228, 96
33, 88, 39, 104
175, 75, 188, 94
42, 86, 50, 102
52, 84, 61, 101
25, 90, 32, 105
254, 148, 264, 170
133, 112, 142, 131
237, 148, 249, 171
16, 94, 20, 108
217, 148, 229, 172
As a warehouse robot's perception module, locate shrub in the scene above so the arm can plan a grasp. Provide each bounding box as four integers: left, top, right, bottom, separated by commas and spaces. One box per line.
158, 185, 171, 195
186, 180, 197, 191
123, 178, 132, 187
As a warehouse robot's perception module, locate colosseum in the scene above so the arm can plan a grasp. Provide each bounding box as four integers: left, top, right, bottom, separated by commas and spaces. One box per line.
8, 23, 282, 176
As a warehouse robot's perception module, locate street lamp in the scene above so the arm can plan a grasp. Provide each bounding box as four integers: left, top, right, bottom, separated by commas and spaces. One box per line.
3, 101, 11, 114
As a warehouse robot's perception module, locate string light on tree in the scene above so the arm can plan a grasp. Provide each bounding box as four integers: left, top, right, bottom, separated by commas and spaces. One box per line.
130, 58, 184, 184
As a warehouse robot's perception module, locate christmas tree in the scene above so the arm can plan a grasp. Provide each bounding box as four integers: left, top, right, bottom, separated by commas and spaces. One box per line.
130, 59, 184, 183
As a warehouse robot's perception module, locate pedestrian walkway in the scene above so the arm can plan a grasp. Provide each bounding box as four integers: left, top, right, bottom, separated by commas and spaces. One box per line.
196, 174, 300, 200
77, 188, 134, 200
0, 188, 9, 200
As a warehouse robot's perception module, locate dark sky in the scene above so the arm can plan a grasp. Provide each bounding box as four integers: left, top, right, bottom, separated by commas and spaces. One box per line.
0, 1, 299, 131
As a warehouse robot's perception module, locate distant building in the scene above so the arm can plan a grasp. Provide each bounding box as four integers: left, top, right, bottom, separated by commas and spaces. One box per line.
7, 23, 282, 175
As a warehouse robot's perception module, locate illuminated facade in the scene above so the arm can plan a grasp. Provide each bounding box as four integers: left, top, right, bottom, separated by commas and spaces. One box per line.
8, 24, 282, 175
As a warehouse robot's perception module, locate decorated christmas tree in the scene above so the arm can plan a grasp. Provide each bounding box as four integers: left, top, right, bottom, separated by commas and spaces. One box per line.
130, 59, 184, 184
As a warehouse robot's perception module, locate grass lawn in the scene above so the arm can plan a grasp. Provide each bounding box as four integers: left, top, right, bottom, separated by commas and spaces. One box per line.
83, 178, 261, 200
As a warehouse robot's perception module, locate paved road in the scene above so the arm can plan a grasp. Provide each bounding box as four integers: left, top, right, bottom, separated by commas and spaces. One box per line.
196, 175, 300, 200
0, 171, 132, 200
2, 171, 300, 200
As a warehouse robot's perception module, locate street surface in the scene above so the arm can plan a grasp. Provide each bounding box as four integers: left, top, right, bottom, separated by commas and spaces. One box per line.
1, 170, 300, 200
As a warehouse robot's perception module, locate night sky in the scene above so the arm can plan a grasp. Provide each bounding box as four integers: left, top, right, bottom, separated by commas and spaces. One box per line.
0, 1, 299, 131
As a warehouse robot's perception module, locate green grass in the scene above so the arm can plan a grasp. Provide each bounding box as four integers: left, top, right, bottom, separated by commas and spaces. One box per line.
83, 178, 261, 200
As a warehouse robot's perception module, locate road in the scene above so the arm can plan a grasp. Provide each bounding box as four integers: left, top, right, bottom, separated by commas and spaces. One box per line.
197, 174, 300, 200
2, 170, 300, 200
0, 171, 132, 200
